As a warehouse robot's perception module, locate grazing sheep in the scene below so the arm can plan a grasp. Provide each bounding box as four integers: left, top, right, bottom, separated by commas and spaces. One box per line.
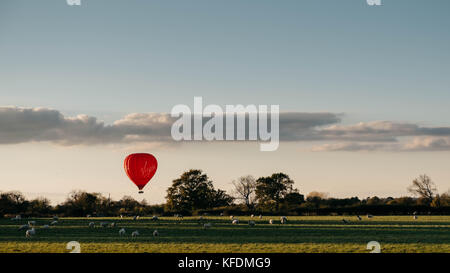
342, 219, 349, 224
367, 214, 373, 219
119, 228, 126, 236
203, 223, 212, 229
229, 215, 234, 220
220, 213, 224, 216
28, 221, 36, 226
269, 219, 274, 224
259, 215, 262, 219
153, 230, 159, 236
19, 224, 29, 231
248, 221, 255, 227
120, 215, 123, 219
110, 222, 116, 228
152, 216, 159, 221
232, 219, 239, 225
280, 216, 287, 224
413, 211, 417, 215
42, 225, 50, 229
100, 222, 108, 228
250, 214, 254, 218
15, 215, 22, 220
131, 230, 139, 238
356, 215, 362, 221
133, 215, 138, 221
25, 228, 35, 238
413, 215, 418, 220
50, 221, 58, 226
88, 222, 95, 228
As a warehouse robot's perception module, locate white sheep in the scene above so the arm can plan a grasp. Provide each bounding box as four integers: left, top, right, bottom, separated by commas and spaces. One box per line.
229, 215, 234, 220
413, 215, 418, 220
356, 215, 362, 221
152, 216, 159, 221
232, 219, 239, 225
120, 214, 123, 219
280, 216, 287, 224
269, 219, 274, 225
88, 222, 95, 228
28, 221, 36, 226
203, 223, 212, 229
220, 213, 224, 216
19, 224, 29, 231
367, 214, 373, 219
15, 215, 22, 220
259, 215, 262, 219
133, 215, 138, 221
110, 222, 116, 228
248, 221, 255, 227
153, 230, 159, 236
42, 225, 50, 229
250, 214, 254, 218
131, 230, 139, 238
119, 228, 126, 236
86, 214, 91, 218
50, 220, 58, 226
25, 228, 35, 238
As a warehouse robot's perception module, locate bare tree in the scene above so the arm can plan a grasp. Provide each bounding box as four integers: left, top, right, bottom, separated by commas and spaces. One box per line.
407, 174, 437, 203
232, 175, 256, 208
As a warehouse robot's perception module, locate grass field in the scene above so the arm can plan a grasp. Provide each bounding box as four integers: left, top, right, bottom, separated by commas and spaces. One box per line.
0, 216, 449, 253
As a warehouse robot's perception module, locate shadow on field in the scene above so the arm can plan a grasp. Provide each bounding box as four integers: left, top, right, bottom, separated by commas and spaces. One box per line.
1, 217, 449, 245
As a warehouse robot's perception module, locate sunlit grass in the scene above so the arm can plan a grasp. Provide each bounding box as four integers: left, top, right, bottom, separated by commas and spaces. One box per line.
1, 216, 449, 253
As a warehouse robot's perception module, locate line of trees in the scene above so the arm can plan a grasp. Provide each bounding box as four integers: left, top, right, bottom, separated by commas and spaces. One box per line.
1, 172, 449, 218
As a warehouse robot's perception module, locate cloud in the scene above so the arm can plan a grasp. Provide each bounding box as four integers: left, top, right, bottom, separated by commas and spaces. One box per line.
2, 106, 450, 152
311, 142, 389, 152
0, 107, 177, 145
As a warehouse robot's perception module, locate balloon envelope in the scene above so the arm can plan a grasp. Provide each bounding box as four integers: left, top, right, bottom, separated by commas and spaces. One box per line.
124, 153, 158, 192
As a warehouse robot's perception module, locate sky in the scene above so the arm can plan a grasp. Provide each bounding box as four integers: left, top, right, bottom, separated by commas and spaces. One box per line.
1, 0, 450, 204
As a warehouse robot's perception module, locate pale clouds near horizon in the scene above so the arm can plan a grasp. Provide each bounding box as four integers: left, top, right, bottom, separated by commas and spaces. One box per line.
2, 106, 450, 152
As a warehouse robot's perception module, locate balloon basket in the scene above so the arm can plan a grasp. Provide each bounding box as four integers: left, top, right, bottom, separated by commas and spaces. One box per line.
138, 191, 144, 194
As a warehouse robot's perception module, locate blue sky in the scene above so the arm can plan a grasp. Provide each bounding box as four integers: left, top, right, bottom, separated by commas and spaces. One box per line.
1, 0, 450, 122
1, 0, 450, 203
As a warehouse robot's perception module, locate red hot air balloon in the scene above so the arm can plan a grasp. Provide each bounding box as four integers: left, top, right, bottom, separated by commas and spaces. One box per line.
124, 153, 158, 194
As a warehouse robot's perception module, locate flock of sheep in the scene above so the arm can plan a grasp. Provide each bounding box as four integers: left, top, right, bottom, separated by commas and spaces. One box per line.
13, 215, 59, 238
13, 212, 420, 238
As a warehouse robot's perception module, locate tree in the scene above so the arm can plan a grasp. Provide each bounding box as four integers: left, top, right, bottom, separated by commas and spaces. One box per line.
283, 192, 305, 206
231, 175, 256, 209
307, 191, 329, 199
61, 190, 103, 216
165, 169, 232, 212
407, 175, 437, 205
0, 191, 28, 215
255, 173, 296, 210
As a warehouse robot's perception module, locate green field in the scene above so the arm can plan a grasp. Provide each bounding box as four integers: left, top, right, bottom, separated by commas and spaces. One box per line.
0, 216, 449, 253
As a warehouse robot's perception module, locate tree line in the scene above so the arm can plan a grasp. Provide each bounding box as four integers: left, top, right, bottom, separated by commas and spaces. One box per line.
1, 171, 449, 218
